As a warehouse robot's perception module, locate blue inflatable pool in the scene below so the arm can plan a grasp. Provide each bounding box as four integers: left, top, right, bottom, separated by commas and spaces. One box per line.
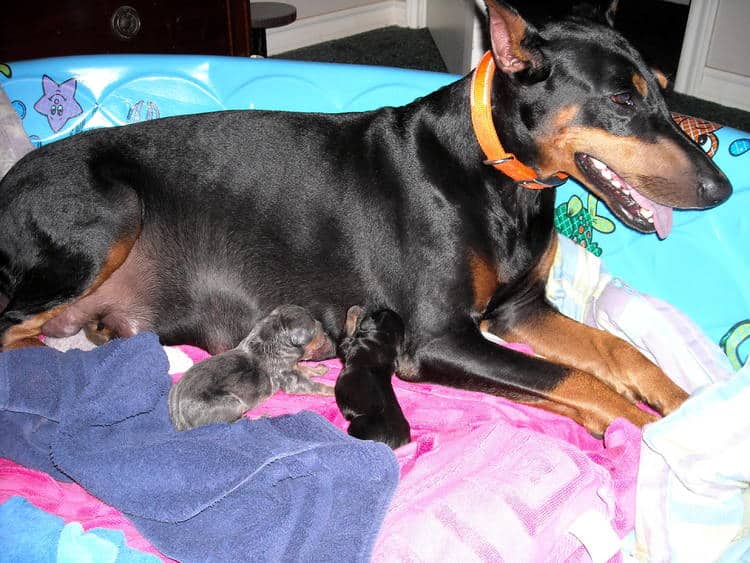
2, 54, 748, 366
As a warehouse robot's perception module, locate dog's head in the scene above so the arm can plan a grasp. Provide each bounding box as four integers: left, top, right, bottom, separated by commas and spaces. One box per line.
484, 0, 732, 238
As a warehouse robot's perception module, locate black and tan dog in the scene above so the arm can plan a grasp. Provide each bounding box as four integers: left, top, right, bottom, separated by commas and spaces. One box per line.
336, 306, 409, 448
168, 304, 334, 431
0, 1, 732, 445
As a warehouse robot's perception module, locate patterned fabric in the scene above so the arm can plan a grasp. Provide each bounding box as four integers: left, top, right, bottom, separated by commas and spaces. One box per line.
547, 234, 750, 562
636, 362, 750, 562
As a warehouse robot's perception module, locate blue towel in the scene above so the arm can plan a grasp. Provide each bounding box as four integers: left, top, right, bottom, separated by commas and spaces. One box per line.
0, 333, 399, 562
0, 496, 160, 563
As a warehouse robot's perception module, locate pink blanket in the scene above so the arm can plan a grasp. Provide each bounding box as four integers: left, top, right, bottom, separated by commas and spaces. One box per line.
2, 343, 642, 562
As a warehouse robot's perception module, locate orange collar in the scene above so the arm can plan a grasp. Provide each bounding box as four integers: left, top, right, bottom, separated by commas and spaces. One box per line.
470, 51, 568, 190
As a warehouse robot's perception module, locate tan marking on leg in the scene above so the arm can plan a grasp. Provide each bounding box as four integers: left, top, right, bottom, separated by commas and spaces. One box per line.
526, 369, 657, 436
503, 308, 687, 415
2, 234, 138, 350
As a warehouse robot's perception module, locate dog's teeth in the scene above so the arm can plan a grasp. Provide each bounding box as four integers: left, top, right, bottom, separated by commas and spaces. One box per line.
639, 208, 654, 219
593, 159, 607, 171
611, 179, 622, 189
601, 169, 613, 180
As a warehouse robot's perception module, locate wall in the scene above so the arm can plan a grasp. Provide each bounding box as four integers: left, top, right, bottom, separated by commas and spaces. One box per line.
266, 0, 424, 55
291, 0, 381, 19
675, 0, 750, 112
705, 0, 750, 79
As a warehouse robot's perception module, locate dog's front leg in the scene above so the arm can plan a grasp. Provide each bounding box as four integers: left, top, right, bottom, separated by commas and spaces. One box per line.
487, 302, 688, 417
412, 324, 657, 436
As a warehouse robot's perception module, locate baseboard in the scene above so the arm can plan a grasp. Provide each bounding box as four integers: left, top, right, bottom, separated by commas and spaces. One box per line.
267, 1, 411, 56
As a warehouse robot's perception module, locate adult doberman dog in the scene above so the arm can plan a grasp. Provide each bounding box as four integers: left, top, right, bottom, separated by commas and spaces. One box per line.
0, 1, 731, 447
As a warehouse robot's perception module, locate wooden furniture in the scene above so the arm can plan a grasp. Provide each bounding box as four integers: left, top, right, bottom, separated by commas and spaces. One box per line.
0, 0, 254, 61
250, 2, 297, 57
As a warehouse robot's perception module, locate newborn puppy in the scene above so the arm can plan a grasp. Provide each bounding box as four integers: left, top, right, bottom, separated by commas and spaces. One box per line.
335, 306, 410, 449
169, 304, 334, 431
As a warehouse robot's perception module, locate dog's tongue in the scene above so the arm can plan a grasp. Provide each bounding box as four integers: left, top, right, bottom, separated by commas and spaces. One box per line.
628, 188, 673, 239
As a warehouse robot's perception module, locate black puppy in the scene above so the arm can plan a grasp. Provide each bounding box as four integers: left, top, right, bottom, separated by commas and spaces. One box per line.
169, 305, 334, 431
335, 306, 410, 449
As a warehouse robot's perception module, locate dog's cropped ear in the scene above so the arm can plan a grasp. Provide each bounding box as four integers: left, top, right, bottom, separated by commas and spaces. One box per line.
485, 0, 548, 81
570, 0, 620, 27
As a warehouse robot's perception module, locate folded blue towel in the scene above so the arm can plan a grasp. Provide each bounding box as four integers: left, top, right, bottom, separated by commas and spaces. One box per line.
0, 333, 399, 562
0, 496, 159, 563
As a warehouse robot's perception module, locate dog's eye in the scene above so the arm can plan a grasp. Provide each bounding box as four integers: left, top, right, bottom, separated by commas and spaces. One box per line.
610, 92, 634, 107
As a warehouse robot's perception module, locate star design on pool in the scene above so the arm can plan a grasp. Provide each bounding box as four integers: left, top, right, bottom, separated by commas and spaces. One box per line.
34, 75, 83, 133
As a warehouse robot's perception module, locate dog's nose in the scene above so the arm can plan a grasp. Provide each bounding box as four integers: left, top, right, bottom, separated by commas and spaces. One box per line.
697, 174, 732, 207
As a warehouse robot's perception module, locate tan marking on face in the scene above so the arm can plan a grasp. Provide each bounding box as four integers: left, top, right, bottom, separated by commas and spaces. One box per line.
2, 234, 138, 350
632, 73, 648, 98
535, 124, 698, 206
302, 322, 334, 360
469, 252, 499, 313
653, 69, 669, 90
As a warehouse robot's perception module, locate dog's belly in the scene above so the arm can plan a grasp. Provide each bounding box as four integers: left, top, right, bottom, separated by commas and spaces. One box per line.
41, 223, 365, 353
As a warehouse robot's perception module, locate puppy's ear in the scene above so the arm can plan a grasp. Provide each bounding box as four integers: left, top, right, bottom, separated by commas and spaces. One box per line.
570, 0, 620, 27
344, 305, 365, 337
485, 1, 548, 82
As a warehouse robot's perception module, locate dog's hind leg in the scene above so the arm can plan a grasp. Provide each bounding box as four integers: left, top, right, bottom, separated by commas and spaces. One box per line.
1, 231, 140, 350
495, 303, 688, 416
412, 323, 658, 436
0, 147, 144, 350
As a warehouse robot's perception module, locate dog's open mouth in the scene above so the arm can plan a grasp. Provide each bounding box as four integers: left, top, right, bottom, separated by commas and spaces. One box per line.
575, 153, 673, 239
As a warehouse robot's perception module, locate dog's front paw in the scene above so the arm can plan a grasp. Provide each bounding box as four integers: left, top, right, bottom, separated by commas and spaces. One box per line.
347, 412, 411, 449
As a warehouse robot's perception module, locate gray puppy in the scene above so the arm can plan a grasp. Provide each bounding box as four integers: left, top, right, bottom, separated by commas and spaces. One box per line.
169, 304, 334, 431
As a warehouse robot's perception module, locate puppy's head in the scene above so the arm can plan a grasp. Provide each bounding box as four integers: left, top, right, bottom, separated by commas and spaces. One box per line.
260, 304, 334, 361
339, 305, 405, 360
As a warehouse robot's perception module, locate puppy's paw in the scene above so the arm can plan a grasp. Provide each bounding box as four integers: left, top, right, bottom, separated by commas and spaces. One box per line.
347, 412, 411, 450
298, 364, 329, 378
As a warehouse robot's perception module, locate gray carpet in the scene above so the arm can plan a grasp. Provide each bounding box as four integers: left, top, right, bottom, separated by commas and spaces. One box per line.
277, 23, 750, 132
